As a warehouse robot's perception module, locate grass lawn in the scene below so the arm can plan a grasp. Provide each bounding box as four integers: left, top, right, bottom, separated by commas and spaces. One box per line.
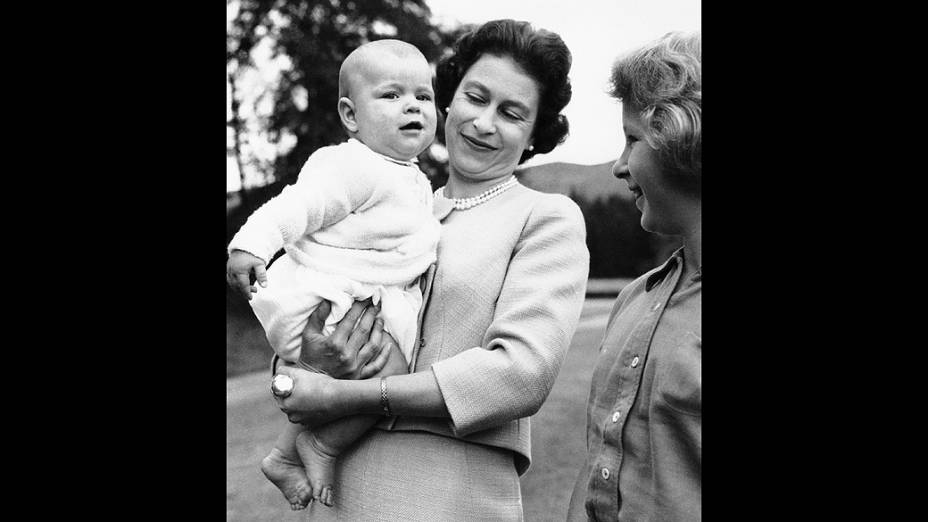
227, 295, 615, 520
520, 304, 610, 521
226, 286, 274, 378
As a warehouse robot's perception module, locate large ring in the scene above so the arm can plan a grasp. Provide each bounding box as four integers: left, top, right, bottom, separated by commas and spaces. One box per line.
271, 374, 294, 398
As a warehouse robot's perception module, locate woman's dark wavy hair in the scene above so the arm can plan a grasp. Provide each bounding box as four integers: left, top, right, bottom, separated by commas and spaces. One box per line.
435, 19, 572, 165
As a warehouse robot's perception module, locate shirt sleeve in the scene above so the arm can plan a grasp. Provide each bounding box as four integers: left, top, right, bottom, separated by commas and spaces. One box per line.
227, 142, 378, 263
431, 196, 590, 436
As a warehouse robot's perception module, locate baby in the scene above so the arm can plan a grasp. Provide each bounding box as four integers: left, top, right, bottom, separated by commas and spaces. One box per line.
226, 39, 440, 509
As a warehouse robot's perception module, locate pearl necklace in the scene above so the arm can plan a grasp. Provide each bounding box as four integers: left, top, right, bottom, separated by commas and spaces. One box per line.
438, 176, 519, 210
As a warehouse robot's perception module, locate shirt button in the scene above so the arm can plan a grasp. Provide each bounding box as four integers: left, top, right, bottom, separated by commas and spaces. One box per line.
630, 356, 640, 368
419, 338, 426, 347
601, 467, 610, 480
612, 412, 621, 422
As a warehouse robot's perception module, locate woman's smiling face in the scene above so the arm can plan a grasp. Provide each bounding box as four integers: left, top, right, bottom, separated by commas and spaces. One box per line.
444, 54, 540, 183
613, 102, 694, 236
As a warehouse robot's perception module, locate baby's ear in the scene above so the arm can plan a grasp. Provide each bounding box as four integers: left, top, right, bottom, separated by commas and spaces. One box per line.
338, 97, 358, 133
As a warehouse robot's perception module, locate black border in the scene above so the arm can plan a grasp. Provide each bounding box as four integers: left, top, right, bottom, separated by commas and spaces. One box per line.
46, 3, 230, 515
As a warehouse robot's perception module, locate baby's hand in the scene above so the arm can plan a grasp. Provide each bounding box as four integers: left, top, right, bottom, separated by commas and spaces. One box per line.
226, 250, 268, 300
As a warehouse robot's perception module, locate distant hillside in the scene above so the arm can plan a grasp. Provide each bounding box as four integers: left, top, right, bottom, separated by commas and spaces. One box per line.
515, 160, 632, 202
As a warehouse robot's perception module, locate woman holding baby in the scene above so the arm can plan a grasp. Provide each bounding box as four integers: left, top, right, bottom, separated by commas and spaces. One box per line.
271, 18, 589, 520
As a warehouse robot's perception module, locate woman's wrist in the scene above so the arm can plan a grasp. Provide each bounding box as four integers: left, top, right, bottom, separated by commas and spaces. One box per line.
325, 375, 392, 416
380, 376, 393, 416
320, 375, 345, 416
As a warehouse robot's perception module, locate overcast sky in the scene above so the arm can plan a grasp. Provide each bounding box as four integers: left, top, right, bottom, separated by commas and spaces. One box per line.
227, 0, 701, 191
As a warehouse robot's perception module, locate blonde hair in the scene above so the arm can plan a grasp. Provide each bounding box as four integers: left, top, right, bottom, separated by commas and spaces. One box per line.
610, 31, 701, 177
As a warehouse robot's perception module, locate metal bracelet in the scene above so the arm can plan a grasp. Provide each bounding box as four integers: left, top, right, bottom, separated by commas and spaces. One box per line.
380, 377, 392, 416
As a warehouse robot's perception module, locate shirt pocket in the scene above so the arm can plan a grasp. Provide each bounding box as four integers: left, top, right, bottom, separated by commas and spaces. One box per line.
654, 331, 701, 416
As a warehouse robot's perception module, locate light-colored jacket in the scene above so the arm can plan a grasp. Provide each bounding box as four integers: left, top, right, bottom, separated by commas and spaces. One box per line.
381, 182, 590, 475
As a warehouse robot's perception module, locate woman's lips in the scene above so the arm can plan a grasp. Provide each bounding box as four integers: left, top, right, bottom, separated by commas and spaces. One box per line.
461, 133, 496, 150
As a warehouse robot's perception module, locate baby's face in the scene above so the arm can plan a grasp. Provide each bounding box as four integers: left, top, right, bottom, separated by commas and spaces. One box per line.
349, 55, 437, 161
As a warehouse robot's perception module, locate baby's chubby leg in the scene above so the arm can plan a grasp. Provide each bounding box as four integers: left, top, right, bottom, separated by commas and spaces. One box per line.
261, 421, 314, 510
295, 343, 409, 507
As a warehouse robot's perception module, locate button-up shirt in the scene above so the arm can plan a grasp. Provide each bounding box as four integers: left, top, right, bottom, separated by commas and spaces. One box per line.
581, 249, 701, 521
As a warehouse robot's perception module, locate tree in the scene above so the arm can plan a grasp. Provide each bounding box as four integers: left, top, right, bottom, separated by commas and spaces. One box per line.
228, 68, 250, 208
227, 0, 462, 191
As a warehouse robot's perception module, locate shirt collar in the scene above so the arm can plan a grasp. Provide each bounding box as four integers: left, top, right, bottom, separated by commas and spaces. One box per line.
381, 155, 418, 167
645, 247, 685, 291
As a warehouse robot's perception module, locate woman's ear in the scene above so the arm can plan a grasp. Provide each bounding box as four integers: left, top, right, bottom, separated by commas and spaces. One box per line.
338, 97, 358, 133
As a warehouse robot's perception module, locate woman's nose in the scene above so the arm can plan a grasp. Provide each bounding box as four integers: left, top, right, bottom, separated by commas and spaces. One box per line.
612, 155, 629, 178
472, 109, 495, 134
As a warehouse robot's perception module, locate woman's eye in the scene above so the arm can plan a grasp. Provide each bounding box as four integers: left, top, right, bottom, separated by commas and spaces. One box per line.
502, 110, 523, 121
465, 93, 485, 104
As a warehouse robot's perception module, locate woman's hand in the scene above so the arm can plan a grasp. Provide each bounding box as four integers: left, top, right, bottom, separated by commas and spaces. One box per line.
298, 299, 394, 379
273, 365, 340, 427
358, 329, 399, 378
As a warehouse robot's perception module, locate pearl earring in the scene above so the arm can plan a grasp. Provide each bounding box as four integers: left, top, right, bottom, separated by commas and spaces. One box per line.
528, 145, 534, 151
444, 107, 450, 113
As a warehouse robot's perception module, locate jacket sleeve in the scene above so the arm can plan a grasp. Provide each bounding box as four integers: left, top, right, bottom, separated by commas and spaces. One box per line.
227, 144, 377, 263
430, 195, 590, 436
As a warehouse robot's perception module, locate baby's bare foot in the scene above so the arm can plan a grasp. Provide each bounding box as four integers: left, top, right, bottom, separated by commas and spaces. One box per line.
295, 430, 339, 506
261, 448, 313, 510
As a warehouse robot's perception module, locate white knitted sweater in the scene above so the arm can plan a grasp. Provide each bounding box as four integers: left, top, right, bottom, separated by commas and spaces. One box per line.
228, 139, 440, 285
